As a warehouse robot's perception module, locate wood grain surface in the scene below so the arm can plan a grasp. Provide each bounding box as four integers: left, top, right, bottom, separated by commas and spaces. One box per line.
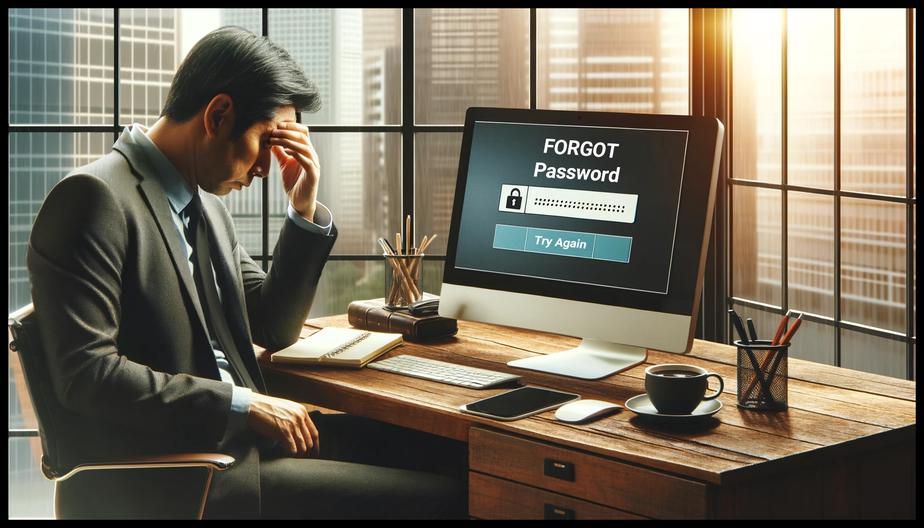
257, 315, 915, 490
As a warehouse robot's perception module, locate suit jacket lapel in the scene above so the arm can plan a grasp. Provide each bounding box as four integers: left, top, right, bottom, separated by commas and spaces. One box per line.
112, 142, 212, 352
201, 198, 264, 392
113, 129, 264, 391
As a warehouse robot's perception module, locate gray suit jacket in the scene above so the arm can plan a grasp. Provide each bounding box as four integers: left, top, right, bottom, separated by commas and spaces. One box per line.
27, 127, 337, 517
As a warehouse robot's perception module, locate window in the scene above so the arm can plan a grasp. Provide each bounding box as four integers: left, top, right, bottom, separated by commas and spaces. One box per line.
729, 8, 915, 379
13, 7, 914, 517
7, 9, 689, 517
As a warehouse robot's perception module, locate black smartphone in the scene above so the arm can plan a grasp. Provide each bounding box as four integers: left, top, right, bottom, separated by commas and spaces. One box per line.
459, 386, 580, 421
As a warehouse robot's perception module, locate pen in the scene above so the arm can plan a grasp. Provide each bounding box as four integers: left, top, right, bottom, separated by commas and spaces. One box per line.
382, 237, 398, 255
746, 318, 758, 342
743, 311, 802, 402
731, 309, 777, 402
729, 309, 750, 345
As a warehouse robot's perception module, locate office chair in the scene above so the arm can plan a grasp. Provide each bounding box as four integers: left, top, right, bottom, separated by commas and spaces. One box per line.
8, 304, 235, 519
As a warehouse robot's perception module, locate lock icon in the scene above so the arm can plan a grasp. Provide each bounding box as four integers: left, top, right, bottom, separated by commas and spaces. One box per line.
506, 188, 523, 210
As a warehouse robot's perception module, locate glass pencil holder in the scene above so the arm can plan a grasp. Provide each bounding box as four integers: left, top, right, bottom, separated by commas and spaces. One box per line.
735, 340, 789, 411
384, 253, 423, 310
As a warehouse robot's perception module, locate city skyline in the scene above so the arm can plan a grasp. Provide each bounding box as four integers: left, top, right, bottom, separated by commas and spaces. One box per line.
9, 8, 914, 360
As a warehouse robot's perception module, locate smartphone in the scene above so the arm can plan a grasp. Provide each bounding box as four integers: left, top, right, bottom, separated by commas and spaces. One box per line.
460, 386, 581, 421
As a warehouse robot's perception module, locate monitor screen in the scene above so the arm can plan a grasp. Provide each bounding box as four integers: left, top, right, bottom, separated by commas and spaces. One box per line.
454, 119, 687, 297
444, 108, 723, 317
440, 107, 723, 378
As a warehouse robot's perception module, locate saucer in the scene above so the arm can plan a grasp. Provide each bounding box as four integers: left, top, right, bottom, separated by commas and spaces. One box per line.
624, 393, 722, 422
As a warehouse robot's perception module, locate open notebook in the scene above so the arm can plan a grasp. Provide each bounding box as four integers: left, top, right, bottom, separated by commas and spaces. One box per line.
270, 327, 403, 368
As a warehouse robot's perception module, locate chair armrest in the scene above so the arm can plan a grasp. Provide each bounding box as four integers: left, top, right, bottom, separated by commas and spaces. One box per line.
54, 452, 235, 482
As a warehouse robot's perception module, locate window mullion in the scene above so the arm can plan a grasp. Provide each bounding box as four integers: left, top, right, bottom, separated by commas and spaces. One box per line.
403, 8, 415, 258
833, 8, 843, 369
905, 7, 915, 380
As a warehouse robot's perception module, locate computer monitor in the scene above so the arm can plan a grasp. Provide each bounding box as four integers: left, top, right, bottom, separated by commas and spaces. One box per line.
438, 107, 724, 380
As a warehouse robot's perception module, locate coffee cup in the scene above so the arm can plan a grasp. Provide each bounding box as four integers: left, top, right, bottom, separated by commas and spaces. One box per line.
644, 364, 724, 415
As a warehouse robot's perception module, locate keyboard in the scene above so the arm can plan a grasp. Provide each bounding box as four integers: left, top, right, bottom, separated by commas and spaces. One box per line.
367, 355, 523, 389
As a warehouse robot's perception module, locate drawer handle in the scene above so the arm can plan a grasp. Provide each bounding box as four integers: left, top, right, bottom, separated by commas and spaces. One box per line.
544, 458, 575, 481
544, 503, 575, 520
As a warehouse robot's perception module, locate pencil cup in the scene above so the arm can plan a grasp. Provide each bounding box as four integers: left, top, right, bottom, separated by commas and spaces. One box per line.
384, 254, 423, 309
735, 340, 789, 411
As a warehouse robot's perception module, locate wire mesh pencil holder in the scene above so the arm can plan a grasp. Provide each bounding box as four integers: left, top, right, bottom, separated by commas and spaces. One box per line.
736, 340, 789, 411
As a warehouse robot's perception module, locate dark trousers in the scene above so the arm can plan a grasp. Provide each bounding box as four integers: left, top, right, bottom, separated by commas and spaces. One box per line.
258, 412, 469, 519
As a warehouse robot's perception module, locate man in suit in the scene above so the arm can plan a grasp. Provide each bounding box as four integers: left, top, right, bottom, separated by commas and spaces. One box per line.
27, 26, 467, 519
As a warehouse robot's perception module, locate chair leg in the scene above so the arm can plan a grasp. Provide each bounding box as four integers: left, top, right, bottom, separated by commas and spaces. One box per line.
197, 469, 215, 520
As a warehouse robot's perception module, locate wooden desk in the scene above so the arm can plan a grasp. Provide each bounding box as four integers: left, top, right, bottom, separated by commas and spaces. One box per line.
257, 315, 916, 519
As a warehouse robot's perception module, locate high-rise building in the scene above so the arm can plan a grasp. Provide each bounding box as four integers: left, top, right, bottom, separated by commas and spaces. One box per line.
538, 9, 688, 114
9, 8, 179, 516
255, 10, 366, 254
9, 9, 179, 314
732, 9, 911, 376
413, 9, 530, 254
363, 9, 401, 257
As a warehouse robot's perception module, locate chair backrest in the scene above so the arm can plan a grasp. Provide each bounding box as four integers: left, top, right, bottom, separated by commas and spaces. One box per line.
9, 304, 67, 479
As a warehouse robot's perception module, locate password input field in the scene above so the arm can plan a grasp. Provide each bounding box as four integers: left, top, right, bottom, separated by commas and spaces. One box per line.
499, 184, 639, 224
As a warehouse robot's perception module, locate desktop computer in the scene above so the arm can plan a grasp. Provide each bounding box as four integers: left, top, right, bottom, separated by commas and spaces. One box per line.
439, 107, 724, 380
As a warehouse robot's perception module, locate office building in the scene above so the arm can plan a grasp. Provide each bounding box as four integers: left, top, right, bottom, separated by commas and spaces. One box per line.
733, 10, 911, 375
538, 8, 688, 114
9, 8, 179, 516
7, 8, 915, 518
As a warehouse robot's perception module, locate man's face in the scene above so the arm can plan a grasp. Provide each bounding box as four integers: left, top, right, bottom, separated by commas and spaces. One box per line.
204, 105, 297, 195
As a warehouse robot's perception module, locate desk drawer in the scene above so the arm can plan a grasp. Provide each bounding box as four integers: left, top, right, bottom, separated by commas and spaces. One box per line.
469, 472, 645, 520
469, 427, 707, 519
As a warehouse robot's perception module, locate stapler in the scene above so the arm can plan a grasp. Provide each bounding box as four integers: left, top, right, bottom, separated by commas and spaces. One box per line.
408, 297, 440, 316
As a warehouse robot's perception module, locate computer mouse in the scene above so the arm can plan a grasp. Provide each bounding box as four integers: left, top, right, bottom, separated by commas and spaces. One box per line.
554, 399, 623, 423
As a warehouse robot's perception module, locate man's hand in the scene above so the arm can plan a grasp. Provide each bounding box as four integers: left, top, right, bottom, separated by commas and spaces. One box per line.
247, 392, 320, 458
269, 121, 320, 222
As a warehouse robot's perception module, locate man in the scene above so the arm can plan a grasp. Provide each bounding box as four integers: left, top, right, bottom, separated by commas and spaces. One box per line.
27, 26, 466, 519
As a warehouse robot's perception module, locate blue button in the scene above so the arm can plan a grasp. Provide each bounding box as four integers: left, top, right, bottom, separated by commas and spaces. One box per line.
525, 228, 595, 258
493, 224, 631, 264
493, 224, 527, 251
593, 234, 632, 263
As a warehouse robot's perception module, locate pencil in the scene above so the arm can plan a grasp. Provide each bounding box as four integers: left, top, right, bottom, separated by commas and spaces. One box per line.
770, 310, 791, 346
405, 215, 411, 256
408, 234, 437, 281
778, 313, 803, 346
380, 237, 419, 301
415, 235, 429, 257
378, 239, 402, 304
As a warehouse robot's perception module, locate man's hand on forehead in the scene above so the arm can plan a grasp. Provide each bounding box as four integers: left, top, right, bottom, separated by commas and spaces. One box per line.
269, 120, 321, 220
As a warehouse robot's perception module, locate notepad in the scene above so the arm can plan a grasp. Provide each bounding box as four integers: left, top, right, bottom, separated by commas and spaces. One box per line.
270, 327, 403, 368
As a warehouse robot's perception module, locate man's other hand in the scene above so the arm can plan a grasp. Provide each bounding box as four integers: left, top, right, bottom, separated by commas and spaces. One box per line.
247, 392, 320, 457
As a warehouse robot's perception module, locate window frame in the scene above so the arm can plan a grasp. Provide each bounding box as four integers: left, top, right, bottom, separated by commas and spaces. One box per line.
725, 8, 916, 380
8, 8, 916, 452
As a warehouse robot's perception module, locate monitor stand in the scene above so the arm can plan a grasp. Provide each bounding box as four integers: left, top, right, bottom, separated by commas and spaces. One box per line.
507, 339, 648, 380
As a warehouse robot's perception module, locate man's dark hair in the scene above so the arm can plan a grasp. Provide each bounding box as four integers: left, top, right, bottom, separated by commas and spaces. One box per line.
161, 26, 320, 138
